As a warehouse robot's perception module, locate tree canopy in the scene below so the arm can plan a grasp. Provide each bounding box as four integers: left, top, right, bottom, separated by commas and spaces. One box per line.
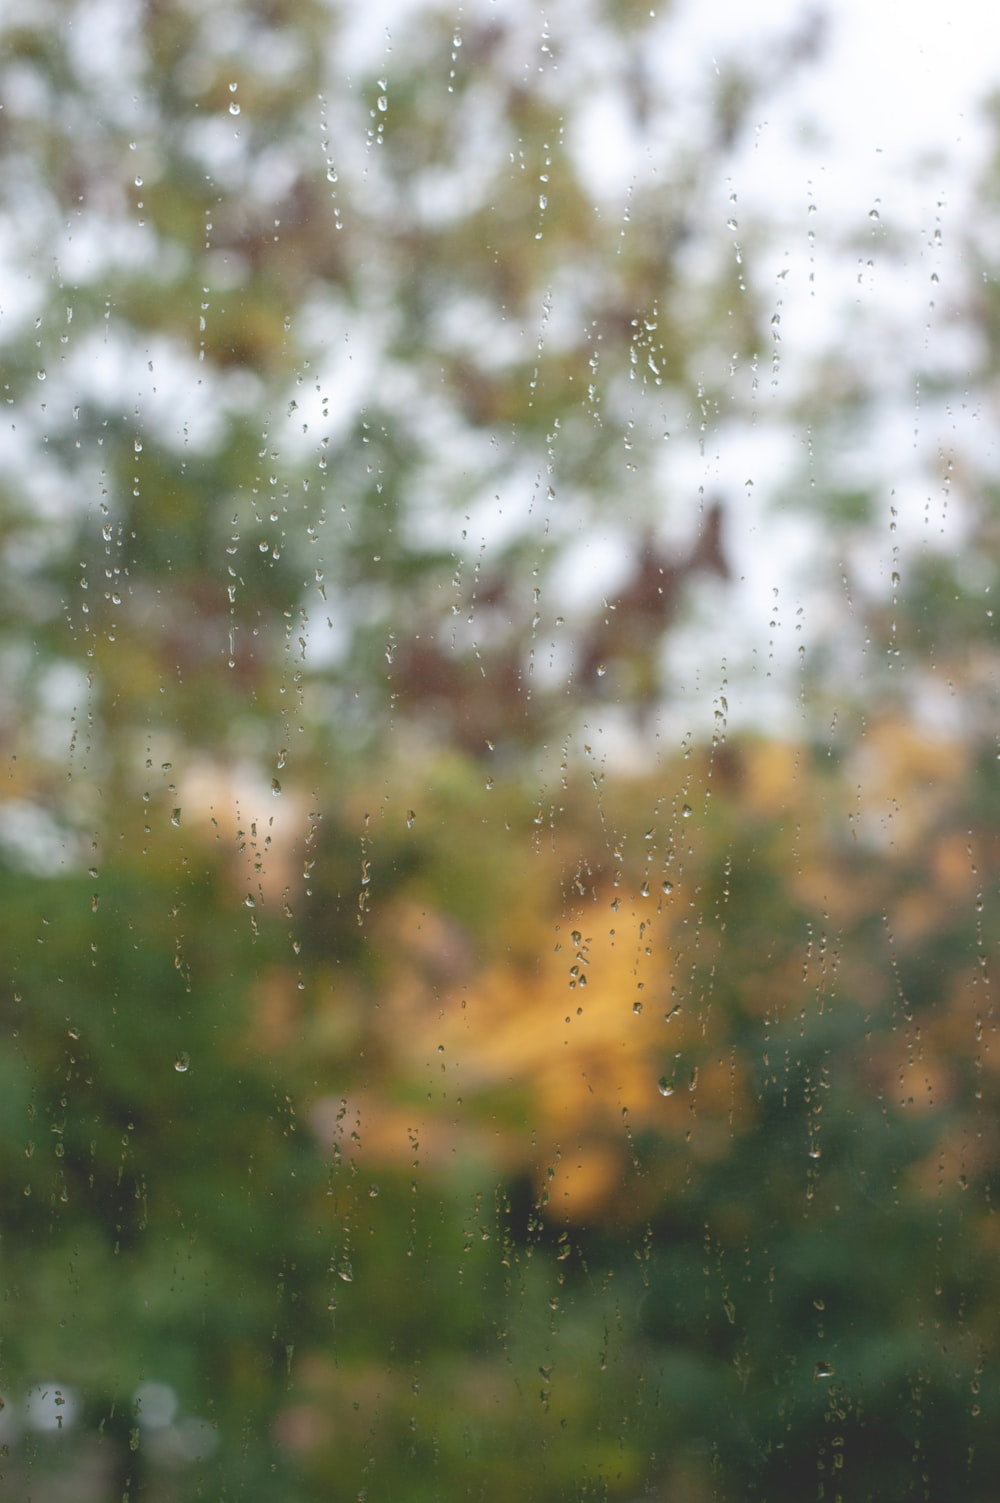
1, 2, 999, 1500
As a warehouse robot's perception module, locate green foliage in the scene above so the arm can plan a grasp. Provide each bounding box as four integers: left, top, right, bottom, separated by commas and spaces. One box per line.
2, 1, 1000, 1501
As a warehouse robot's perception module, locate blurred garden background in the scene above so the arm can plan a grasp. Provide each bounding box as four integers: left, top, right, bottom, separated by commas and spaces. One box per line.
2, 1, 1000, 1499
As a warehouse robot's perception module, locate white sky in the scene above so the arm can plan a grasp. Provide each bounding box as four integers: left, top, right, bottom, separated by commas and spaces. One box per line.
697, 0, 992, 254
575, 0, 999, 744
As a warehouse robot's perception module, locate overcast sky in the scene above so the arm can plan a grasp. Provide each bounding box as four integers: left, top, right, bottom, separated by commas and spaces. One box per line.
602, 0, 997, 741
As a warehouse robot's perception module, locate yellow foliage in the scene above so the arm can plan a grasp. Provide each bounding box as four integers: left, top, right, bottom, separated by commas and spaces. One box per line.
328, 885, 754, 1217
305, 721, 994, 1222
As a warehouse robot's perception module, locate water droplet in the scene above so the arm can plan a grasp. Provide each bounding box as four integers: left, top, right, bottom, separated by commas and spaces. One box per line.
406, 810, 416, 828
681, 804, 692, 818
271, 778, 281, 796
814, 1360, 835, 1380
595, 662, 607, 677
337, 1263, 354, 1282
170, 808, 182, 826
661, 879, 674, 894
174, 1053, 190, 1073
657, 1077, 675, 1097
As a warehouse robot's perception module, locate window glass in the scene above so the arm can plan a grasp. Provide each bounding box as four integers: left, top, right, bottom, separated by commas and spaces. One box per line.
1, 2, 997, 1499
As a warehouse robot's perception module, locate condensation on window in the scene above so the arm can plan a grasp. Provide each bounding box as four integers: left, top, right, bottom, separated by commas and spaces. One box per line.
0, 1, 997, 1499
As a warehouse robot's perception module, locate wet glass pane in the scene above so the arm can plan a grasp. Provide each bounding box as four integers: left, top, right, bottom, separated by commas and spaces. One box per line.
1, 2, 997, 1499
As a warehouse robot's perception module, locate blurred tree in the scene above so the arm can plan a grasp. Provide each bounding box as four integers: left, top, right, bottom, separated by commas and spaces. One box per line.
0, 0, 787, 802
2, 1, 1000, 1502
